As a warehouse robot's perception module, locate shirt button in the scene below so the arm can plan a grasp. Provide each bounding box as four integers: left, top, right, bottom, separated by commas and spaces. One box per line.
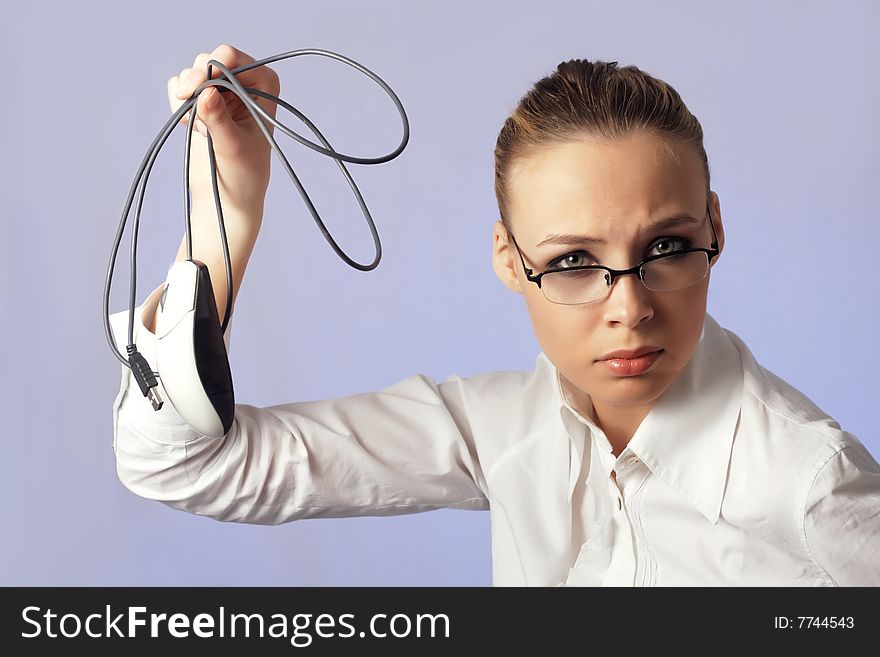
616, 497, 622, 510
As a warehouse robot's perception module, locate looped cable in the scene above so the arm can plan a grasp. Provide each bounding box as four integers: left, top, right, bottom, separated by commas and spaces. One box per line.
103, 48, 410, 368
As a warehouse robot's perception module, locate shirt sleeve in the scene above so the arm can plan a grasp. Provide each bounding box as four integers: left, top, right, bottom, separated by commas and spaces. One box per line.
803, 439, 880, 586
109, 285, 490, 525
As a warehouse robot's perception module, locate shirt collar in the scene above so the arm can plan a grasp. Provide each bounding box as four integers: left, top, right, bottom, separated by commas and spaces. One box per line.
537, 311, 744, 525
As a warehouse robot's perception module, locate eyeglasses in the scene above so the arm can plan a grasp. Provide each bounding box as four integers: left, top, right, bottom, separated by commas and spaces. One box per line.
506, 202, 721, 305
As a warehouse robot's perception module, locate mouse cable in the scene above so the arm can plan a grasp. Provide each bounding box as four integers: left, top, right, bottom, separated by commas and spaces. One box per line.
102, 48, 410, 403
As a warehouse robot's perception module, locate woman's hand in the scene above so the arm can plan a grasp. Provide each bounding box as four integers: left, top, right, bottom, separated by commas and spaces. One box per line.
168, 44, 280, 218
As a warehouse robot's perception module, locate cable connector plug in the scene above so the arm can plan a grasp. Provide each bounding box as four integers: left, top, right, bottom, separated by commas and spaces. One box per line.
126, 345, 164, 411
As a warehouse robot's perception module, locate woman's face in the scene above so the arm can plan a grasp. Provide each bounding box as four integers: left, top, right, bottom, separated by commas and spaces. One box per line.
492, 131, 725, 423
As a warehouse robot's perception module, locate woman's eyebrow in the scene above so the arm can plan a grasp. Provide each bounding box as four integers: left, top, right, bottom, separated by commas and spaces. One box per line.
536, 213, 702, 247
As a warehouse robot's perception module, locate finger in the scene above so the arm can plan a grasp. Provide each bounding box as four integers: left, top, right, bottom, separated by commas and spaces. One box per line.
195, 86, 239, 150
168, 70, 195, 121
174, 51, 209, 100
177, 45, 250, 98
177, 44, 277, 101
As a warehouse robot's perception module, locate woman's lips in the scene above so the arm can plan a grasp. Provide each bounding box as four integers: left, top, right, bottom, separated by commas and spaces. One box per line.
597, 349, 663, 376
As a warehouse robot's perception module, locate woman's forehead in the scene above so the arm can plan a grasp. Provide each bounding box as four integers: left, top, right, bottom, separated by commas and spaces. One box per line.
508, 135, 705, 241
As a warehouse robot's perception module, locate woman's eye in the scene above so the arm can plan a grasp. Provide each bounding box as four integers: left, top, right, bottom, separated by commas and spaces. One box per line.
548, 251, 593, 269
650, 237, 690, 256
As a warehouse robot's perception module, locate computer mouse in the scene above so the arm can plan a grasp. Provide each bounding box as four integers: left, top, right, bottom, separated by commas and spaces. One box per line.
154, 260, 235, 438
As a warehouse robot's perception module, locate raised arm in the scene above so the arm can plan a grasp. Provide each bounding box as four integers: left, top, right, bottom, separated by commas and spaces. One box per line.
110, 45, 488, 525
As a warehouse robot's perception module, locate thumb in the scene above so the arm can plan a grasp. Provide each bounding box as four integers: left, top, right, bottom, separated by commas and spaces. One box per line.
196, 87, 238, 149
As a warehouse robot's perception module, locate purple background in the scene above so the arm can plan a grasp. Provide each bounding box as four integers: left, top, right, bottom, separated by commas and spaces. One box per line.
2, 0, 877, 585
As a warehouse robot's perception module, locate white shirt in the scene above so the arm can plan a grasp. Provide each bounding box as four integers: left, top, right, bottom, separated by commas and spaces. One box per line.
110, 284, 880, 586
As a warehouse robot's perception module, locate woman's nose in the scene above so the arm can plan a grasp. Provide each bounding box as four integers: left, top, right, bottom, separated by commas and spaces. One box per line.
603, 272, 653, 325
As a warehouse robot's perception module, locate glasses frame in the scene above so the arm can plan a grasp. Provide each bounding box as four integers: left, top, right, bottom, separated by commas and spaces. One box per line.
506, 201, 721, 305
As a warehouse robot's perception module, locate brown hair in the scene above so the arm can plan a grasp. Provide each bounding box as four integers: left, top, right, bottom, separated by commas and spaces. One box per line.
494, 59, 710, 228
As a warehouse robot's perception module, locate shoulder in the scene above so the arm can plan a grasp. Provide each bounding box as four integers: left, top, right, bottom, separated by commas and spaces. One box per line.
439, 353, 556, 421
435, 353, 560, 450
718, 321, 873, 521
721, 323, 855, 462
716, 323, 880, 583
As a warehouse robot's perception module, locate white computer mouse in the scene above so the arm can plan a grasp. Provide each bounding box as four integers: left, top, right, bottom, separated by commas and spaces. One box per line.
154, 259, 235, 438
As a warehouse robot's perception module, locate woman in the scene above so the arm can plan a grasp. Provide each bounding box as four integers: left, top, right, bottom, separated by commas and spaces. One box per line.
110, 44, 880, 586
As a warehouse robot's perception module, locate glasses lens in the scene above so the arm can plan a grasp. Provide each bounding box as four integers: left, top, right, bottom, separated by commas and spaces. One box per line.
541, 268, 610, 305
541, 251, 709, 305
642, 251, 709, 292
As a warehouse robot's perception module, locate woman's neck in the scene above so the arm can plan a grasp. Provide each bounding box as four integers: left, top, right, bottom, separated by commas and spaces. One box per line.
591, 400, 654, 458
559, 373, 652, 457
